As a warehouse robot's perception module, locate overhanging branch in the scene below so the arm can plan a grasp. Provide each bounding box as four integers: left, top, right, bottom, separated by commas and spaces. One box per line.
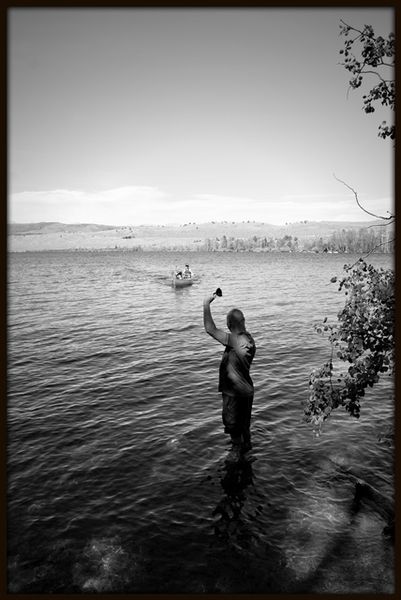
333, 174, 394, 221
345, 239, 395, 271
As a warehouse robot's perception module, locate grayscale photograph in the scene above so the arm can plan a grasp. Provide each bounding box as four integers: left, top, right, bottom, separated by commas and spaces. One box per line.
8, 6, 394, 593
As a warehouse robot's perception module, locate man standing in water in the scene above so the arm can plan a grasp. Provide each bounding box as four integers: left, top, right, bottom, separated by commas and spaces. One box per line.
203, 291, 256, 461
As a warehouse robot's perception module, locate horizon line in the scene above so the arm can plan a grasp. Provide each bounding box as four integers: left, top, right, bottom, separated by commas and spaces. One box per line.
9, 217, 382, 227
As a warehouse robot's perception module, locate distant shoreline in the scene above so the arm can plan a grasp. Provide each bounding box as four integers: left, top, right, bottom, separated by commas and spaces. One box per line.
8, 220, 394, 254
8, 247, 393, 255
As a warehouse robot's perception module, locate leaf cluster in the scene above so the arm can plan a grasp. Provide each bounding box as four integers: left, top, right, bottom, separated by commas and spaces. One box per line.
305, 259, 394, 430
339, 21, 395, 140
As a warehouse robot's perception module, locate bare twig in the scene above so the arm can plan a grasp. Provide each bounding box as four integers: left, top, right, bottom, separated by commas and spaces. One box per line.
333, 174, 394, 221
345, 238, 395, 271
339, 19, 364, 38
367, 220, 395, 229
357, 70, 393, 84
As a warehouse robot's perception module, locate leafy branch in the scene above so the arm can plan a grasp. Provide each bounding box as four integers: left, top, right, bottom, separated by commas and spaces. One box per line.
305, 260, 394, 432
339, 20, 395, 140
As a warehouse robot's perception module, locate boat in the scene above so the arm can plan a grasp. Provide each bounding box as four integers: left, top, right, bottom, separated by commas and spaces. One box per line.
172, 275, 193, 288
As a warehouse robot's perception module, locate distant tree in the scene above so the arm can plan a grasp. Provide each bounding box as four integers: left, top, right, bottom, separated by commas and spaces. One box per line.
205, 238, 213, 251
325, 226, 393, 254
339, 20, 395, 140
236, 238, 245, 252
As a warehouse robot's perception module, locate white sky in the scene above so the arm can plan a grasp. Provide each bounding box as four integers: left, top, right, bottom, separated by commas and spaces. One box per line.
8, 8, 394, 226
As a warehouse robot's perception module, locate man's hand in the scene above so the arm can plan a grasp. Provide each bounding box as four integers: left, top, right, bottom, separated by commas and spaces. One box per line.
203, 291, 228, 346
204, 293, 217, 304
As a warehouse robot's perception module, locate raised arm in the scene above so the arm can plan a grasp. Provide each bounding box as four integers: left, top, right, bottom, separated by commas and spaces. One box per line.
203, 293, 229, 346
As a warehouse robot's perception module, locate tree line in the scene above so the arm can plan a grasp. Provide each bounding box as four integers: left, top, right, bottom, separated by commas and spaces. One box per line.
200, 226, 394, 253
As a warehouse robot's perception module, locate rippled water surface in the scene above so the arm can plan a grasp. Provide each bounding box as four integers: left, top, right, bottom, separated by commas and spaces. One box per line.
8, 250, 394, 593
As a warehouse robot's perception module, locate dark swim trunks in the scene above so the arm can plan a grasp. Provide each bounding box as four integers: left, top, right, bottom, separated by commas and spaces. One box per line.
222, 392, 253, 438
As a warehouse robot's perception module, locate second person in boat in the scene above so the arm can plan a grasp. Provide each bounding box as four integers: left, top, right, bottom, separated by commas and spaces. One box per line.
183, 264, 193, 279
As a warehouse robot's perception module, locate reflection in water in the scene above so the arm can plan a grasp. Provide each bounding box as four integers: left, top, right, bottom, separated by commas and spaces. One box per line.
208, 454, 291, 593
213, 456, 254, 545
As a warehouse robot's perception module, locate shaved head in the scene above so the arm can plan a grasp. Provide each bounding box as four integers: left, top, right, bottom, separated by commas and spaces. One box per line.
227, 308, 245, 332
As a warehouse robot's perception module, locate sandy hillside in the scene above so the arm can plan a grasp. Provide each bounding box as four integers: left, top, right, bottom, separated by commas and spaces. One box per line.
8, 220, 383, 252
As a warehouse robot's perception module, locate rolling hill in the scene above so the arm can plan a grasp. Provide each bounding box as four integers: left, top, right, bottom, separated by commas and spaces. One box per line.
8, 219, 391, 252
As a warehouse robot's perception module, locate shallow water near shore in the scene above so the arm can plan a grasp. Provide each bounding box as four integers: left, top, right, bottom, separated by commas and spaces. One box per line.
8, 250, 394, 593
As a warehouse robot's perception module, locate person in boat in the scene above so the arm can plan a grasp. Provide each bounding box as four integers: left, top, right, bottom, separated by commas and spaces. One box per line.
175, 270, 183, 279
183, 264, 193, 279
203, 292, 256, 461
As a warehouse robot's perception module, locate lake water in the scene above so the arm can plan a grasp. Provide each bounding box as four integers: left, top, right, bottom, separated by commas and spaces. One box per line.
7, 250, 394, 593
